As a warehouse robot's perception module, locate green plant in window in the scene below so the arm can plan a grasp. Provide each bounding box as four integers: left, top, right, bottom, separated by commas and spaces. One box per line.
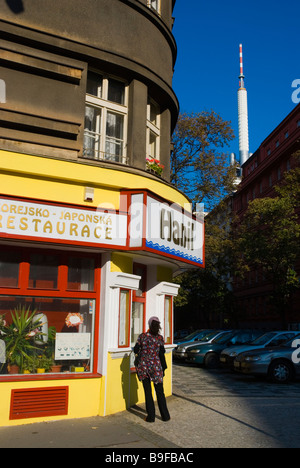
34, 354, 53, 373
146, 157, 164, 176
1, 305, 44, 373
22, 357, 36, 374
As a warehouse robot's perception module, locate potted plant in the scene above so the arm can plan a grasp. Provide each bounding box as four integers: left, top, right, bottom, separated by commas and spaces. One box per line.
0, 305, 43, 374
22, 357, 35, 374
146, 157, 164, 176
35, 355, 53, 373
50, 362, 62, 373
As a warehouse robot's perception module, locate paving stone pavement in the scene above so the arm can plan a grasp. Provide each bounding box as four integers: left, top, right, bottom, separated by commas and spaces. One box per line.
111, 362, 300, 448
1, 362, 300, 449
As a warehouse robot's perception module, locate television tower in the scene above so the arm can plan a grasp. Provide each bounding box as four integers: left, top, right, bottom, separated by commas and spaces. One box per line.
238, 44, 249, 166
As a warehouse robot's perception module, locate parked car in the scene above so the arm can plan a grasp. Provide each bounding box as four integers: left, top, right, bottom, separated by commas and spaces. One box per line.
234, 334, 300, 383
174, 329, 214, 345
186, 330, 262, 369
220, 331, 300, 369
174, 329, 190, 340
173, 330, 226, 361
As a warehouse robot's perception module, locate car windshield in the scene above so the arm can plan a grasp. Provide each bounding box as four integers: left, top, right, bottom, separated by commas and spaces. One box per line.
199, 331, 221, 342
183, 330, 204, 340
249, 332, 278, 346
212, 332, 233, 344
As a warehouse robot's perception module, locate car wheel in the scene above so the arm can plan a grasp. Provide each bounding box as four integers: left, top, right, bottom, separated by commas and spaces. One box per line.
204, 353, 219, 369
268, 360, 294, 383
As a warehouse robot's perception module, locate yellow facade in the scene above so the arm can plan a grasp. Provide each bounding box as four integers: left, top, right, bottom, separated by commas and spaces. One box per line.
0, 150, 191, 211
0, 149, 192, 426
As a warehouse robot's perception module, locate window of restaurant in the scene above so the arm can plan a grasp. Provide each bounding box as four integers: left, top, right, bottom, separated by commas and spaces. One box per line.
0, 247, 100, 376
164, 295, 172, 345
118, 289, 131, 348
131, 264, 146, 348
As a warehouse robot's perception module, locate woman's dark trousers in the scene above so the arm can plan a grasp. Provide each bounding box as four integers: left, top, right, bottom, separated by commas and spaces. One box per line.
142, 378, 170, 422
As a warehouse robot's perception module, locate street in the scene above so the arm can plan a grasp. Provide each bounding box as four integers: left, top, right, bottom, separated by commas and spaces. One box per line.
166, 362, 300, 448
107, 361, 300, 448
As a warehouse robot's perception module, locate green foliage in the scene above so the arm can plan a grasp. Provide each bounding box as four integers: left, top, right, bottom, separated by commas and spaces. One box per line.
237, 172, 300, 327
0, 305, 43, 372
171, 111, 236, 210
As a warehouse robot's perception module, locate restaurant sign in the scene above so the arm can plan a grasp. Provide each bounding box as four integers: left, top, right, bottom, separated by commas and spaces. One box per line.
0, 198, 127, 247
0, 194, 204, 267
128, 193, 204, 267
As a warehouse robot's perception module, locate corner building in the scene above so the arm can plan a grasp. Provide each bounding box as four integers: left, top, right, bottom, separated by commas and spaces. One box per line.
0, 0, 204, 425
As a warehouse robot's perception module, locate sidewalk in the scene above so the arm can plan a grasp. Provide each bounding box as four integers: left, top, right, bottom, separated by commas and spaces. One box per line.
0, 397, 179, 449
1, 363, 300, 448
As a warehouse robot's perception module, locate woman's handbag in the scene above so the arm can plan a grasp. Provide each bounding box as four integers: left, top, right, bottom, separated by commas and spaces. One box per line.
134, 352, 140, 367
159, 345, 167, 373
133, 343, 141, 367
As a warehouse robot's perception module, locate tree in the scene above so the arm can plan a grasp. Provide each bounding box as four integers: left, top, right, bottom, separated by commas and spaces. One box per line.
237, 189, 300, 328
171, 111, 236, 211
174, 197, 240, 329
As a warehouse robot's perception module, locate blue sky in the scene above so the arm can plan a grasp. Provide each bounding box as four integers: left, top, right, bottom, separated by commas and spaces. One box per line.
172, 0, 300, 160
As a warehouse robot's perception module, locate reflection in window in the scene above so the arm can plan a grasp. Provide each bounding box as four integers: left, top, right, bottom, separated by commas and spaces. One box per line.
68, 257, 95, 291
0, 251, 19, 288
29, 254, 58, 289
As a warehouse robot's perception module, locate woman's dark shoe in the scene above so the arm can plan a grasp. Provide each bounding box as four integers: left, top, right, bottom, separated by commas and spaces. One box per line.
144, 416, 155, 422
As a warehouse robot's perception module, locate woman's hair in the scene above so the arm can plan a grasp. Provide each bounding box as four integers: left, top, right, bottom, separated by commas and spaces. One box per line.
149, 320, 161, 336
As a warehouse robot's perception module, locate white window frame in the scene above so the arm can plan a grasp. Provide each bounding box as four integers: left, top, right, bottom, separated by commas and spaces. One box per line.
146, 98, 160, 160
147, 0, 161, 14
84, 73, 128, 164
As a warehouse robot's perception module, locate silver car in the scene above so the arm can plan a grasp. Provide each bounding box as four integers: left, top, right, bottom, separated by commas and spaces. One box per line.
173, 330, 227, 361
234, 334, 300, 383
220, 331, 299, 369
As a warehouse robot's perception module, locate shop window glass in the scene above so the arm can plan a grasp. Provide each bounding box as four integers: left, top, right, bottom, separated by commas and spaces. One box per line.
29, 254, 58, 289
67, 257, 95, 291
131, 302, 144, 345
0, 251, 19, 288
119, 289, 130, 347
0, 296, 95, 375
164, 296, 172, 344
133, 264, 146, 298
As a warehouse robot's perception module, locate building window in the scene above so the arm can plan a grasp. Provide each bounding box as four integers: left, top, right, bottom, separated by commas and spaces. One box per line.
146, 98, 160, 160
84, 72, 127, 163
0, 248, 99, 376
164, 296, 172, 345
147, 0, 160, 13
130, 264, 146, 349
118, 289, 131, 347
277, 167, 281, 180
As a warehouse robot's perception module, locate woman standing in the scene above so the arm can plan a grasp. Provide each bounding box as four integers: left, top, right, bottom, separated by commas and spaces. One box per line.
134, 316, 170, 423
